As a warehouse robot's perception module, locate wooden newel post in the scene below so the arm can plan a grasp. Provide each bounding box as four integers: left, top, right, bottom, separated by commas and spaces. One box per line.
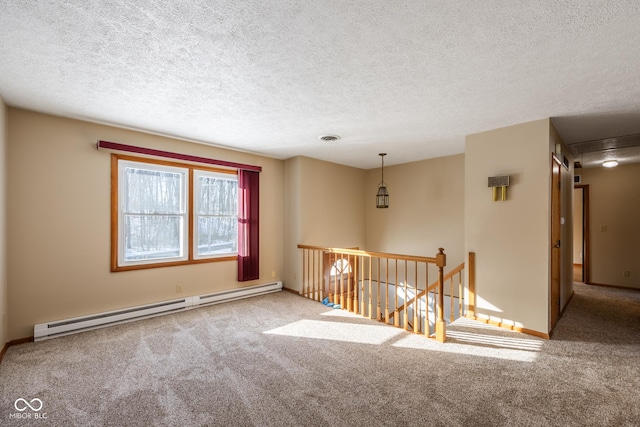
435, 248, 447, 343
467, 252, 476, 318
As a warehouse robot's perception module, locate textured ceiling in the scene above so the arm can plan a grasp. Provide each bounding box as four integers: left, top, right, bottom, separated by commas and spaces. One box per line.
1, 1, 640, 169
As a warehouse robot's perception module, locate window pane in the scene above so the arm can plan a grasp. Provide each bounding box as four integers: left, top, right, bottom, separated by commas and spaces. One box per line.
124, 167, 184, 214
197, 176, 237, 216
124, 215, 183, 261
197, 217, 238, 256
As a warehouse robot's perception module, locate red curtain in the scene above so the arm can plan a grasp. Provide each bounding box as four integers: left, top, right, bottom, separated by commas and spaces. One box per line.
238, 169, 259, 281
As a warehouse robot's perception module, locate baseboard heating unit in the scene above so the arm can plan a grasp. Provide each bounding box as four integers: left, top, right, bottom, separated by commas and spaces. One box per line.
34, 281, 282, 341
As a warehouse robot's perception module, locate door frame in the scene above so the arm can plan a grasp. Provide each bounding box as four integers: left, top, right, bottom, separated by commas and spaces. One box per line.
574, 184, 590, 284
550, 155, 562, 331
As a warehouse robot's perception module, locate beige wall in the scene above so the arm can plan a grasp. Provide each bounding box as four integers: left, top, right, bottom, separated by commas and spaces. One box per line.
283, 156, 366, 292
7, 109, 284, 339
465, 119, 553, 334
283, 154, 466, 293
581, 163, 640, 289
0, 96, 7, 346
285, 154, 464, 291
365, 154, 465, 268
573, 188, 583, 265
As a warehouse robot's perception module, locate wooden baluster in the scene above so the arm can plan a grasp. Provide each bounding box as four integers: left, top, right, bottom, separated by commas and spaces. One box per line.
352, 256, 358, 313
435, 248, 447, 343
347, 255, 352, 312
316, 250, 320, 301
385, 258, 389, 324
368, 256, 373, 319
377, 258, 381, 321
346, 253, 350, 310
360, 257, 365, 316
394, 259, 399, 327
329, 252, 334, 304
308, 249, 312, 299
310, 251, 319, 301
423, 262, 431, 337
404, 260, 409, 331
312, 249, 317, 300
335, 252, 339, 305
346, 254, 351, 312
318, 250, 322, 301
304, 249, 309, 297
352, 256, 357, 314
458, 271, 463, 320
424, 262, 428, 335
337, 254, 345, 307
301, 249, 305, 297
320, 251, 325, 301
309, 249, 314, 300
450, 276, 454, 323
413, 261, 419, 334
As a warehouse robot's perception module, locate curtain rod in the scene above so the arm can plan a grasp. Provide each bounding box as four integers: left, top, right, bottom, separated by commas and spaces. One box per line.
97, 140, 262, 172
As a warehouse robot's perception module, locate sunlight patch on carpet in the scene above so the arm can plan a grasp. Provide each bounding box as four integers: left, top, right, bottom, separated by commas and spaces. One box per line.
264, 319, 404, 345
392, 333, 542, 362
319, 309, 363, 318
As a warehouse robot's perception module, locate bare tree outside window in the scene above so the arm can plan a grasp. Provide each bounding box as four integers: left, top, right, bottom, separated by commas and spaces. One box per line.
195, 172, 238, 257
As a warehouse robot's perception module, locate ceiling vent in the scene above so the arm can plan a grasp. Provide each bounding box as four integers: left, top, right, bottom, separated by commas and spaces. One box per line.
319, 135, 340, 142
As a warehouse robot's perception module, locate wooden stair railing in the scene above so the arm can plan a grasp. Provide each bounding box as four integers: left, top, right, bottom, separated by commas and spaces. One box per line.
298, 245, 448, 342
388, 261, 465, 323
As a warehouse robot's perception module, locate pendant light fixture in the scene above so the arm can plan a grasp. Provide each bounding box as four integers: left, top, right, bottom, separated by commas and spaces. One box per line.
376, 153, 389, 208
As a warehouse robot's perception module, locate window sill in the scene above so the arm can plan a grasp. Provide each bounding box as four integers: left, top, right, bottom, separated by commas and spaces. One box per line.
111, 255, 237, 272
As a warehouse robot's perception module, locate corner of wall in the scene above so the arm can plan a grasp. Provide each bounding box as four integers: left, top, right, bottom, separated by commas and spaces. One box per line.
283, 157, 302, 292
283, 156, 368, 293
0, 96, 8, 347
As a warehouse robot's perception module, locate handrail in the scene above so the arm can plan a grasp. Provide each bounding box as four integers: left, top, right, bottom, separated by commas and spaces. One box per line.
297, 244, 438, 264
298, 244, 448, 342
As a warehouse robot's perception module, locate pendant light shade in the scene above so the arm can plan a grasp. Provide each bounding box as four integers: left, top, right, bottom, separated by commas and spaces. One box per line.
376, 153, 389, 208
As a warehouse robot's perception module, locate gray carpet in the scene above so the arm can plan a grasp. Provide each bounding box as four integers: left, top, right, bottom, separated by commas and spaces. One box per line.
1, 283, 639, 426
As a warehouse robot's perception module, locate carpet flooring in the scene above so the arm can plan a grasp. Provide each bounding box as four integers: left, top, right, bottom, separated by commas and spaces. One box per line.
1, 283, 639, 426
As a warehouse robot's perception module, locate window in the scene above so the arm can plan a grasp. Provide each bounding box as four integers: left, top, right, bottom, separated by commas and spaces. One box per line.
194, 170, 238, 258
119, 160, 188, 264
112, 155, 238, 271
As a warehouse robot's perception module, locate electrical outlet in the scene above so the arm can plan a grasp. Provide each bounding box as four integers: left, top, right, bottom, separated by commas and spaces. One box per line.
623, 270, 631, 278
176, 284, 183, 293
271, 270, 276, 278
601, 225, 607, 232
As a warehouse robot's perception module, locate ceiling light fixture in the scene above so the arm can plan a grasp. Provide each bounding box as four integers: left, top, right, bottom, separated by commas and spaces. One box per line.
602, 160, 618, 168
376, 153, 389, 209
